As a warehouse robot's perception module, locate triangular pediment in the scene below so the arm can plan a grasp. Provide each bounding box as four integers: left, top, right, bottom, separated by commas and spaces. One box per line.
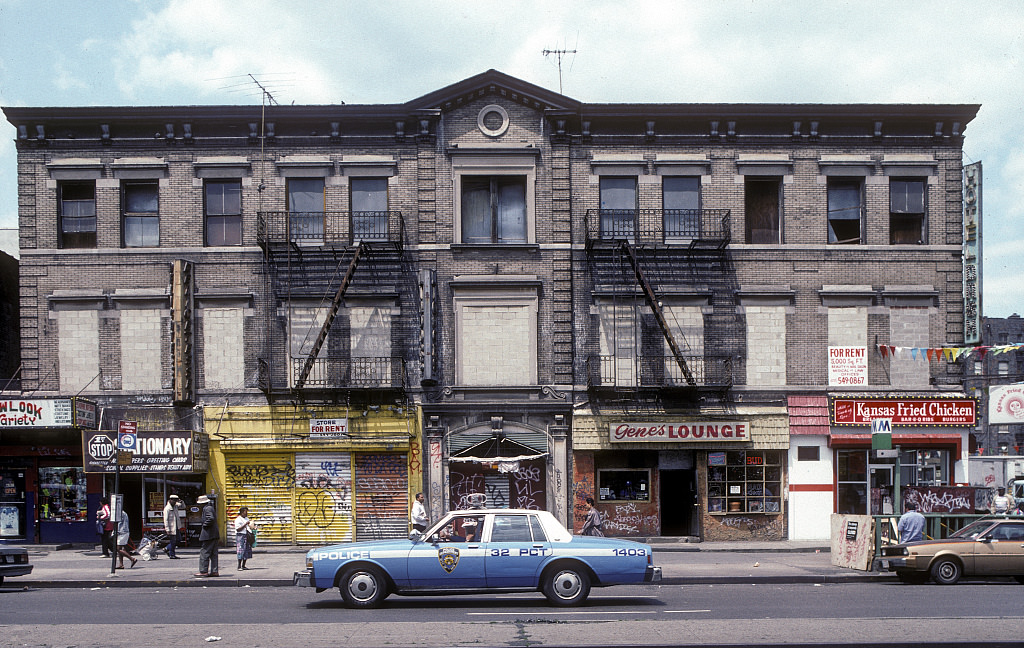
405, 69, 580, 114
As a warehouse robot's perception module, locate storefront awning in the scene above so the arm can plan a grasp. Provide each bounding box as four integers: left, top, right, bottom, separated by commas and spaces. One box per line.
829, 433, 962, 456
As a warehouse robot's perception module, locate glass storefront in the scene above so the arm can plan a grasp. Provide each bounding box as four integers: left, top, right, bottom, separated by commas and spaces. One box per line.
837, 448, 952, 514
37, 467, 88, 522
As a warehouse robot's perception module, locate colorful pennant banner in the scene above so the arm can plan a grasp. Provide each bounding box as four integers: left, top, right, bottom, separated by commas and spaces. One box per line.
876, 343, 1024, 362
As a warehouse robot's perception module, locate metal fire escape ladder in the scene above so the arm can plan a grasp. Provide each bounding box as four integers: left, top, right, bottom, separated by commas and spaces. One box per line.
619, 241, 696, 387
294, 243, 366, 390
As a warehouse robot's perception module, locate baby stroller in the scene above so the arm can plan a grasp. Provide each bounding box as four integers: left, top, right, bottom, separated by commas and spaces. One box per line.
137, 530, 171, 561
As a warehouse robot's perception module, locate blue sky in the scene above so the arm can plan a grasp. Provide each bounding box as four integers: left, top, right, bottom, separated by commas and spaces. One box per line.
1, 0, 1021, 317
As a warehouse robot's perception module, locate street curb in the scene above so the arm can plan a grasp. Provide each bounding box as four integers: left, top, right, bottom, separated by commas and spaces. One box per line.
14, 573, 892, 588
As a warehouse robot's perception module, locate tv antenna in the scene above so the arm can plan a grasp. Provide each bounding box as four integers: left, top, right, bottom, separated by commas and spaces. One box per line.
543, 47, 577, 94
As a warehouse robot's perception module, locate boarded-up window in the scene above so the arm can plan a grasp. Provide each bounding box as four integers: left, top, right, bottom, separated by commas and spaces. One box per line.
745, 178, 781, 243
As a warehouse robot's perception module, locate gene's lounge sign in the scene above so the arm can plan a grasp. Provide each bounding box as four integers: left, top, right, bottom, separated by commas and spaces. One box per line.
831, 397, 976, 427
610, 421, 748, 443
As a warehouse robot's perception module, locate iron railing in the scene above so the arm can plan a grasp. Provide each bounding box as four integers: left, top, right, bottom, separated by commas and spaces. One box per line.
290, 357, 404, 388
587, 354, 732, 388
585, 209, 730, 246
257, 211, 404, 247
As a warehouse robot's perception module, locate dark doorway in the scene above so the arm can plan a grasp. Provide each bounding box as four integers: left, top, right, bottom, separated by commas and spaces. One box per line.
659, 469, 695, 536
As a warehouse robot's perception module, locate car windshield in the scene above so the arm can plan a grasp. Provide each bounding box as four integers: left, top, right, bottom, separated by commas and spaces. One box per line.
950, 520, 997, 539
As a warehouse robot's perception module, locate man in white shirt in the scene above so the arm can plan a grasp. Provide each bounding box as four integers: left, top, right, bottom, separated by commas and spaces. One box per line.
990, 487, 1012, 515
411, 492, 428, 533
162, 495, 182, 558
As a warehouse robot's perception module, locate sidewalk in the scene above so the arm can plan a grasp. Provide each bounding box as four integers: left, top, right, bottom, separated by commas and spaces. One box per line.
7, 539, 891, 589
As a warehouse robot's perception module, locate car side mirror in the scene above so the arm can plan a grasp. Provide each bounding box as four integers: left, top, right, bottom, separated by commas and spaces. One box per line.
980, 535, 993, 543
408, 530, 422, 542
429, 533, 441, 544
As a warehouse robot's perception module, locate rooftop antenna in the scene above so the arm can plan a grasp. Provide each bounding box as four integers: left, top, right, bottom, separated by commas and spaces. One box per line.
543, 46, 577, 95
245, 74, 279, 214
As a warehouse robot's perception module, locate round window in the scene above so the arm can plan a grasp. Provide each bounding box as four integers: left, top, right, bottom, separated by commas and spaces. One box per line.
477, 104, 510, 138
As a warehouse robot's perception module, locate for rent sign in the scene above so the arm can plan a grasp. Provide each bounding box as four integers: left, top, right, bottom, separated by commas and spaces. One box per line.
609, 421, 748, 443
831, 397, 976, 426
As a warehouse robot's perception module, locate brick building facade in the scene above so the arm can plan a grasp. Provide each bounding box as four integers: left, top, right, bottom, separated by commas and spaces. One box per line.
3, 70, 979, 544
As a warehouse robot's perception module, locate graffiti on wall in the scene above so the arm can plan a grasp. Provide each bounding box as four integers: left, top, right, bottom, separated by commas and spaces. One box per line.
226, 462, 295, 488
512, 465, 544, 510
355, 453, 408, 540
601, 501, 659, 536
571, 452, 595, 532
295, 456, 352, 533
903, 486, 974, 513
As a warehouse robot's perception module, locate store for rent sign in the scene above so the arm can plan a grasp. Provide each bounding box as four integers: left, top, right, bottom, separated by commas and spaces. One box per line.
831, 397, 976, 426
828, 346, 867, 386
610, 421, 748, 443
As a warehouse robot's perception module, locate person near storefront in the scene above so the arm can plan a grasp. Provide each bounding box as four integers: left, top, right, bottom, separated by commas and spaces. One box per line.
990, 487, 1013, 515
162, 495, 182, 559
411, 492, 428, 533
115, 509, 137, 569
195, 495, 220, 577
234, 506, 254, 571
897, 501, 926, 544
96, 496, 114, 558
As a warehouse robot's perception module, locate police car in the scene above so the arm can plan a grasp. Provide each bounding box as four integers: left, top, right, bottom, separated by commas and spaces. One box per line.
294, 508, 661, 608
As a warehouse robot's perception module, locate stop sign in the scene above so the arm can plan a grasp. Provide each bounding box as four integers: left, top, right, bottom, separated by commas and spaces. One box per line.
88, 434, 115, 462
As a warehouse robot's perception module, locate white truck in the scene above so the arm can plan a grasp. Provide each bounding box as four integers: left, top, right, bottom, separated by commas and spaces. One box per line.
968, 456, 1024, 512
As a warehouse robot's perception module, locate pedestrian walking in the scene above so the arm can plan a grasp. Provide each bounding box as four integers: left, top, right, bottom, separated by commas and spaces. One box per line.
234, 506, 254, 570
195, 495, 220, 577
162, 494, 182, 558
897, 501, 926, 543
115, 509, 137, 569
96, 496, 113, 558
580, 497, 605, 537
411, 492, 428, 533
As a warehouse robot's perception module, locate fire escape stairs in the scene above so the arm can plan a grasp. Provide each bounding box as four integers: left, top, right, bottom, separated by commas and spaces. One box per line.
293, 242, 366, 390
618, 241, 697, 387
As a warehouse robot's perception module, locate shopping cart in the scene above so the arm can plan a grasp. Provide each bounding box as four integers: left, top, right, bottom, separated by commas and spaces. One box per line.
136, 530, 172, 561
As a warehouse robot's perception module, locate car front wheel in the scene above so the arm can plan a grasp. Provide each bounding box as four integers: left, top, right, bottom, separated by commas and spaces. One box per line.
339, 566, 388, 608
542, 565, 591, 606
930, 557, 962, 585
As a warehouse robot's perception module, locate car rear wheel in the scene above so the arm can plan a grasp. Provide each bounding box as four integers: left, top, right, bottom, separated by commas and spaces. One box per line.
542, 565, 591, 606
338, 566, 388, 609
930, 557, 962, 585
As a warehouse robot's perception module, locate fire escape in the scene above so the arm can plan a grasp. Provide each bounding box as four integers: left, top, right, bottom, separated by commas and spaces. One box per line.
585, 207, 735, 406
257, 209, 408, 403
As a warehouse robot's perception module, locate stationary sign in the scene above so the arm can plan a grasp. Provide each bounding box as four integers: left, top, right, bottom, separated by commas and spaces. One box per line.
828, 346, 868, 387
83, 430, 209, 473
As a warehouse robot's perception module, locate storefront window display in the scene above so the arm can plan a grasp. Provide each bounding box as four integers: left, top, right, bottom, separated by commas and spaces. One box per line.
37, 467, 88, 522
598, 470, 650, 502
707, 450, 783, 514
838, 448, 952, 515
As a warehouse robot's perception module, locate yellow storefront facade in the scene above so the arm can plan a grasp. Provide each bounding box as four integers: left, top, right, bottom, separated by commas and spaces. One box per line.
202, 404, 422, 544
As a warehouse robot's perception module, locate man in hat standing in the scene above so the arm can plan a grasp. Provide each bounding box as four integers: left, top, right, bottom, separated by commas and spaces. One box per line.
162, 495, 182, 559
195, 495, 220, 577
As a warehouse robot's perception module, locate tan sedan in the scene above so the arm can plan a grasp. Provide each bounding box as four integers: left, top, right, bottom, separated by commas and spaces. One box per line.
880, 518, 1024, 585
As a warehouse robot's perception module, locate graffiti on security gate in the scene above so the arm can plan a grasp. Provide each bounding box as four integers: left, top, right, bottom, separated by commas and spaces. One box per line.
226, 462, 295, 488
903, 486, 973, 513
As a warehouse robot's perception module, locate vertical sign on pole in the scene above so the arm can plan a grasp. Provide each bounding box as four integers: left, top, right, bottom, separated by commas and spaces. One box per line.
871, 418, 893, 450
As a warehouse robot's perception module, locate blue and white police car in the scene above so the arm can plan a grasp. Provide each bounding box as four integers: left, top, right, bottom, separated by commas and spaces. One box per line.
294, 508, 661, 608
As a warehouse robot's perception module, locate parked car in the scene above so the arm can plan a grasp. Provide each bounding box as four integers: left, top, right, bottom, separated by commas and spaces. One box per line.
880, 518, 1024, 584
294, 508, 661, 608
0, 545, 33, 585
